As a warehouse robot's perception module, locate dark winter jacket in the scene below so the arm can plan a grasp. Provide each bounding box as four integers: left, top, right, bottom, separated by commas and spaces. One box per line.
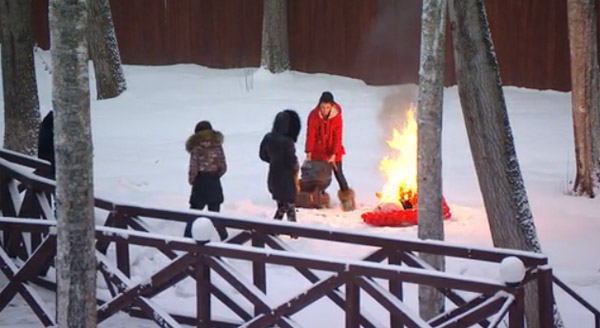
305, 102, 346, 162
259, 110, 301, 203
186, 129, 227, 205
37, 111, 55, 177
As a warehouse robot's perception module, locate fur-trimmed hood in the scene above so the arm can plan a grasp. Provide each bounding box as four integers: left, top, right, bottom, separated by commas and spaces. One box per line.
186, 130, 224, 152
318, 102, 340, 120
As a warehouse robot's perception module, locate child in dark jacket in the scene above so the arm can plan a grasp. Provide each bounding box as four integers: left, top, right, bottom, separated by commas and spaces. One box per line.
185, 120, 228, 240
259, 110, 301, 222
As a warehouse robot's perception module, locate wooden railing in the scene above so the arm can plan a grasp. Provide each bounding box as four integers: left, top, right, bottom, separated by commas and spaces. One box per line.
0, 148, 596, 328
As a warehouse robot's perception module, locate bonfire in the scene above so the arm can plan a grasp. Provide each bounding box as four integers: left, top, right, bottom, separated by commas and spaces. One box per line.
362, 105, 451, 226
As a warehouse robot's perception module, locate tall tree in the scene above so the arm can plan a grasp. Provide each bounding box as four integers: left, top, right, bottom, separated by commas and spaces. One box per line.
88, 0, 126, 99
49, 0, 96, 326
261, 0, 290, 73
416, 0, 447, 321
448, 1, 563, 327
567, 0, 600, 197
0, 0, 40, 155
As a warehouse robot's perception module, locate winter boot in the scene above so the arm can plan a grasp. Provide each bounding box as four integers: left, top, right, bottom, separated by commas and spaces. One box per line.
338, 188, 356, 212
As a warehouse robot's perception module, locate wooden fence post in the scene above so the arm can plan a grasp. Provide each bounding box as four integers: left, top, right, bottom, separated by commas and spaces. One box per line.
251, 232, 267, 315
509, 286, 525, 328
115, 212, 130, 277
537, 265, 554, 328
389, 251, 404, 328
195, 255, 211, 328
346, 276, 359, 328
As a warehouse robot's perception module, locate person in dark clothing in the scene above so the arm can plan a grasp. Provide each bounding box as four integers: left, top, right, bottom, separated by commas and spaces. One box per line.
185, 120, 228, 240
37, 111, 56, 276
37, 111, 55, 178
259, 110, 301, 222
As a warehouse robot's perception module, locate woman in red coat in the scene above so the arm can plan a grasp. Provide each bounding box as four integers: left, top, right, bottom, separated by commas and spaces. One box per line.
305, 91, 355, 211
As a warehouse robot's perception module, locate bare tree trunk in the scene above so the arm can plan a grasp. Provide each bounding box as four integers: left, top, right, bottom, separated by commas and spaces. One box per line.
417, 0, 447, 321
0, 0, 40, 155
449, 1, 564, 327
88, 0, 126, 99
261, 0, 290, 73
50, 0, 96, 327
567, 0, 600, 197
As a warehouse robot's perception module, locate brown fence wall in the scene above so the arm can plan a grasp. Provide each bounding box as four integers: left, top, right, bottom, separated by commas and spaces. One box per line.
24, 0, 600, 91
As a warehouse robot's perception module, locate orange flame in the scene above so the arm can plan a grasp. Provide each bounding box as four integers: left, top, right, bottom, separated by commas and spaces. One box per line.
378, 105, 417, 205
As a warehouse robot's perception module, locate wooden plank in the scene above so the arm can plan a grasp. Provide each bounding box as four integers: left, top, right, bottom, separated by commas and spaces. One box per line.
18, 190, 43, 252
356, 277, 430, 328
206, 256, 271, 314
400, 250, 489, 320
487, 296, 515, 328
0, 149, 51, 170
126, 216, 178, 260
244, 272, 349, 328
127, 308, 243, 328
96, 212, 116, 254
264, 234, 379, 328
96, 252, 195, 321
553, 275, 600, 318
226, 231, 252, 245
0, 236, 56, 326
508, 287, 525, 328
100, 267, 117, 298
96, 251, 181, 327
346, 277, 360, 328
251, 232, 266, 293
92, 227, 510, 294
388, 251, 404, 328
5, 190, 29, 259
435, 294, 506, 328
35, 192, 54, 221
537, 266, 554, 328
194, 255, 211, 328
114, 213, 130, 277
110, 204, 547, 266
210, 283, 252, 321
428, 295, 491, 327
0, 159, 55, 193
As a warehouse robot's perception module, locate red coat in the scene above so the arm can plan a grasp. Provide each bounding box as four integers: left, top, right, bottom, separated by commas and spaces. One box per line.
305, 103, 346, 162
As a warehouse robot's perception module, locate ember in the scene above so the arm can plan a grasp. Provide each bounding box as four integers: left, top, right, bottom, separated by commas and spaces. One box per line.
362, 105, 451, 227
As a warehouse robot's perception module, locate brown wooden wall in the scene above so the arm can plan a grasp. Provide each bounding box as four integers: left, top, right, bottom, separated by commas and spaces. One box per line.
22, 0, 600, 91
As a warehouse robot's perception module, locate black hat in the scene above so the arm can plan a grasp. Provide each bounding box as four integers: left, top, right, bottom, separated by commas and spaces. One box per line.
319, 91, 334, 104
194, 120, 212, 133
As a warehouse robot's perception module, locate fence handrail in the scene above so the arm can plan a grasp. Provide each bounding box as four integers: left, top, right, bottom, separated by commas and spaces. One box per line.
0, 217, 515, 295
0, 148, 51, 171
553, 275, 600, 318
114, 203, 548, 265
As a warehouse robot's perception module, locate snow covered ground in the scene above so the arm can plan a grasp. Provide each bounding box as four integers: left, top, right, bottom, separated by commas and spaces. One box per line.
0, 50, 599, 327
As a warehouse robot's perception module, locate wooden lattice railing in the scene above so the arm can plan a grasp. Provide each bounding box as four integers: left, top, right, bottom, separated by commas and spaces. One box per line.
0, 148, 596, 328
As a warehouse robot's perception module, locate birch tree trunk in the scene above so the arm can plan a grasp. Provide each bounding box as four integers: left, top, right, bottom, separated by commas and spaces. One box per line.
0, 0, 40, 155
88, 0, 126, 99
261, 0, 290, 73
417, 0, 447, 321
50, 0, 96, 326
449, 1, 563, 327
567, 0, 600, 197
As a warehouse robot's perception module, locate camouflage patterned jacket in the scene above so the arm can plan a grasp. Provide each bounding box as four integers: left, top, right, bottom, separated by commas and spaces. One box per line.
186, 130, 227, 185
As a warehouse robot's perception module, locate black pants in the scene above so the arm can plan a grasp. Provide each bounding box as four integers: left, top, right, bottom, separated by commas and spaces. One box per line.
274, 202, 296, 222
333, 161, 349, 191
186, 202, 228, 241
